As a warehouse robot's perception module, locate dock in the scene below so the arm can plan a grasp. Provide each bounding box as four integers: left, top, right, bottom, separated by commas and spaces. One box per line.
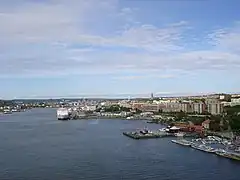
123, 132, 162, 139
123, 130, 171, 140
172, 139, 240, 162
215, 151, 240, 161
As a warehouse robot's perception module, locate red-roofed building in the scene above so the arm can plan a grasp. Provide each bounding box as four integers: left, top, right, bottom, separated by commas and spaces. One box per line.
193, 125, 203, 133
174, 122, 190, 132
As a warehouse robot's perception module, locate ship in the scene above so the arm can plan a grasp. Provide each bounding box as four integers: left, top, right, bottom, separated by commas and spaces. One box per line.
57, 108, 70, 120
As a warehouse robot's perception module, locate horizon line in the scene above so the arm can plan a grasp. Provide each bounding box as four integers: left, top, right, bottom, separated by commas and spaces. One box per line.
1, 91, 240, 100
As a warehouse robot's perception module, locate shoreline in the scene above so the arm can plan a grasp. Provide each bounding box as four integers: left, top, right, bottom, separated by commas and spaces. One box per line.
67, 116, 153, 121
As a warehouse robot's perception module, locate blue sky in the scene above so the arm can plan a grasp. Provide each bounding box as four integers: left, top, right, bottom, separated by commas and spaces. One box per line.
0, 0, 240, 99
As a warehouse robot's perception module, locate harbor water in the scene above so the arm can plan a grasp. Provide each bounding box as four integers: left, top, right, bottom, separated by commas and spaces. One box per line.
0, 108, 239, 180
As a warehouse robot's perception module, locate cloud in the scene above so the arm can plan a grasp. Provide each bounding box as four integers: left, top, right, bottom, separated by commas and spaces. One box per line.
208, 22, 240, 53
0, 0, 240, 78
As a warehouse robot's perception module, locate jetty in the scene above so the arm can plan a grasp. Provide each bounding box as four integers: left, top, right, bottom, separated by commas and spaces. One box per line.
123, 129, 170, 140
171, 138, 240, 162
215, 150, 240, 161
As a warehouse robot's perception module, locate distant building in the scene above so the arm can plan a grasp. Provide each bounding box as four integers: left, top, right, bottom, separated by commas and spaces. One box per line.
231, 98, 240, 103
118, 101, 132, 108
192, 102, 206, 114
202, 119, 211, 130
174, 122, 190, 131
206, 99, 223, 115
141, 104, 160, 112
132, 103, 161, 112
180, 103, 193, 113
81, 105, 96, 111
162, 102, 180, 112
219, 94, 231, 101
230, 98, 240, 106
132, 103, 145, 110
192, 125, 203, 134
150, 93, 154, 99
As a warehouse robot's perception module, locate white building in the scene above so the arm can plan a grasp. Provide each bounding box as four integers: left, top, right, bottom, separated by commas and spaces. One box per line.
231, 98, 240, 103
206, 99, 223, 115
81, 105, 96, 111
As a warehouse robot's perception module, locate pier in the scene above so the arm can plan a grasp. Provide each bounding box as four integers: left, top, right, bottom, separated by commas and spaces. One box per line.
171, 139, 240, 162
123, 132, 162, 139
123, 130, 171, 140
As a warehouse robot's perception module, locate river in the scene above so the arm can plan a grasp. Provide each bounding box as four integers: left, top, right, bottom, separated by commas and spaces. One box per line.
0, 108, 239, 180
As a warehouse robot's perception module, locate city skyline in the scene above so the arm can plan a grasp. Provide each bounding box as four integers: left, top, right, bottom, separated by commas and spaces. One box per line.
1, 0, 240, 99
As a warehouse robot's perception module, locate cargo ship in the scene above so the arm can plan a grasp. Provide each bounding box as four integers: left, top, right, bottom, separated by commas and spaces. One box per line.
57, 108, 70, 120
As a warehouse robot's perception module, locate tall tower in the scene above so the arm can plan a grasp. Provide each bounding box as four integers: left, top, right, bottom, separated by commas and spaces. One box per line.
151, 93, 154, 99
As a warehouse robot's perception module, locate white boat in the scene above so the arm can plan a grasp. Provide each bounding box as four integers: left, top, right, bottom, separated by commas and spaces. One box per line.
159, 128, 167, 132
3, 109, 12, 114
191, 144, 215, 153
171, 139, 192, 146
175, 132, 185, 137
57, 108, 70, 120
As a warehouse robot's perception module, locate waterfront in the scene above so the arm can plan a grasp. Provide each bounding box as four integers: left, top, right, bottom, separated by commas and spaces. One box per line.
0, 109, 239, 180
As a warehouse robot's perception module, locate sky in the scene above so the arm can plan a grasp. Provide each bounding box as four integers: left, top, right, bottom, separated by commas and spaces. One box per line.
0, 0, 240, 99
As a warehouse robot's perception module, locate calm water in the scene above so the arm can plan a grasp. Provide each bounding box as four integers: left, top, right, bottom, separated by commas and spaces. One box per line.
0, 108, 239, 180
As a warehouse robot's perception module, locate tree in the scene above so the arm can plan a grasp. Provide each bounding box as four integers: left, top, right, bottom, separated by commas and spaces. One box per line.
0, 100, 15, 107
95, 108, 101, 112
104, 105, 121, 112
175, 110, 187, 121
223, 105, 240, 132
120, 106, 131, 112
135, 108, 142, 114
209, 121, 221, 131
224, 105, 240, 115
229, 115, 240, 133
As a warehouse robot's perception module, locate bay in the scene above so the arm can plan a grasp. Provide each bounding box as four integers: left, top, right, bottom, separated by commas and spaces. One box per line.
0, 108, 239, 180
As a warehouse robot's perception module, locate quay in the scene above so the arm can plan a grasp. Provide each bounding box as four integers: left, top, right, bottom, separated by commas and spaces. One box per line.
123, 129, 171, 140
215, 151, 240, 161
171, 139, 240, 162
123, 127, 201, 140
123, 132, 162, 139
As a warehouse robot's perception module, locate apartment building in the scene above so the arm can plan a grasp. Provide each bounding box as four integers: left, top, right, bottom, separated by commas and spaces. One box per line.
180, 103, 193, 113
192, 102, 206, 114
206, 99, 223, 115
162, 102, 180, 112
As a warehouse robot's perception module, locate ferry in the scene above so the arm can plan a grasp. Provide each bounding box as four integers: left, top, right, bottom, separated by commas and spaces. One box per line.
57, 108, 70, 120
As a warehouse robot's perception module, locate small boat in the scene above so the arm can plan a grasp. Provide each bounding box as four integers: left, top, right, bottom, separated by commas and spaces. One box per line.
175, 132, 185, 137
159, 128, 167, 132
191, 144, 215, 153
171, 139, 192, 146
215, 148, 226, 154
3, 110, 12, 114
